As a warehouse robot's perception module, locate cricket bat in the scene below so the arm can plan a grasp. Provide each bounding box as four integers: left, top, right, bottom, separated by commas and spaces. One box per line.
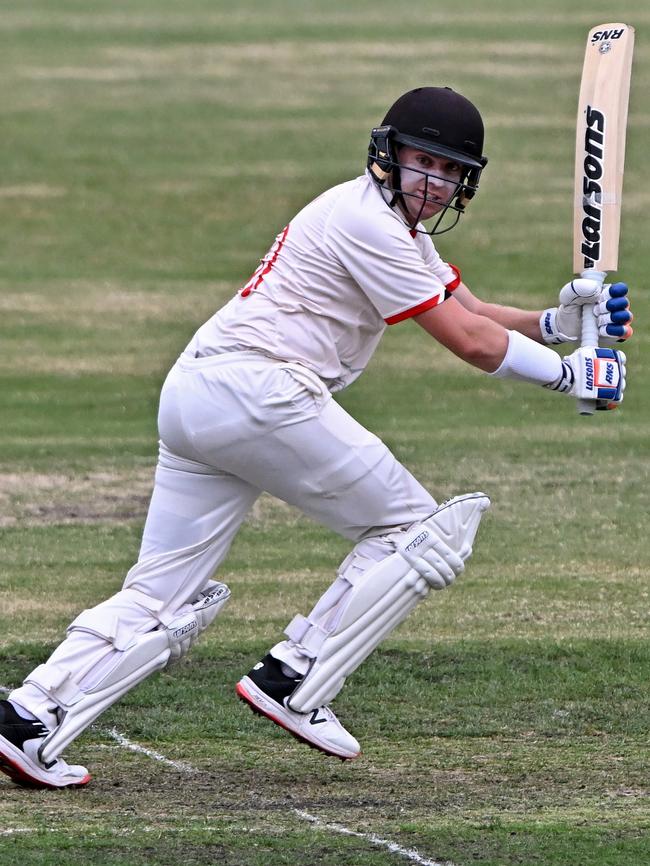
573, 22, 634, 414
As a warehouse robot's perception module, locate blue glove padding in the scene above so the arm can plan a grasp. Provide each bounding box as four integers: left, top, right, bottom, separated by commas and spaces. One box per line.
595, 282, 634, 343
541, 280, 634, 345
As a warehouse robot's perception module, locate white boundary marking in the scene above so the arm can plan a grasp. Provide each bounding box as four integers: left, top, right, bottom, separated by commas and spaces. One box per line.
0, 692, 453, 866
293, 809, 454, 866
106, 728, 197, 774
104, 729, 454, 866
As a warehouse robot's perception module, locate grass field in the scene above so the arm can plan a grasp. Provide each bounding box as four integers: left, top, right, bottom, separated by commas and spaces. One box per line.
1, 1, 649, 864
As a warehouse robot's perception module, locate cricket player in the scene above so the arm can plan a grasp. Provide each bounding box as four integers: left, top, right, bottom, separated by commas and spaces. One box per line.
0, 87, 632, 788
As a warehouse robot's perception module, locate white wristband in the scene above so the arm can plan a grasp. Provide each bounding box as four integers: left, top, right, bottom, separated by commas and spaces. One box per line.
490, 330, 563, 386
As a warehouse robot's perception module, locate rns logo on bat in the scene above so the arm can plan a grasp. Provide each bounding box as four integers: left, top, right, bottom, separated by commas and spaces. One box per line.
591, 28, 625, 43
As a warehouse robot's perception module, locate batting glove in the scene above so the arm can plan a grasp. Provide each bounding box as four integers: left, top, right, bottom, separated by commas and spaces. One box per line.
545, 346, 626, 410
540, 279, 633, 345
594, 282, 634, 345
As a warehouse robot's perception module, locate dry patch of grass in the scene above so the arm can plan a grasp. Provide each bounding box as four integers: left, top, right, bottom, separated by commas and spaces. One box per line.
0, 595, 81, 622
0, 184, 66, 199
4, 9, 650, 34
0, 280, 233, 323
0, 469, 304, 530
0, 280, 235, 375
18, 42, 579, 95
0, 468, 154, 527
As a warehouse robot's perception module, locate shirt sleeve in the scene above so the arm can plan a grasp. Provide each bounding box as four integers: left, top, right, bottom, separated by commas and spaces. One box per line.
417, 232, 461, 291
324, 196, 451, 324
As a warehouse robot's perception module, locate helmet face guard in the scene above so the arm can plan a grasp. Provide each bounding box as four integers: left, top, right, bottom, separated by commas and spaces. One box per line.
367, 87, 488, 235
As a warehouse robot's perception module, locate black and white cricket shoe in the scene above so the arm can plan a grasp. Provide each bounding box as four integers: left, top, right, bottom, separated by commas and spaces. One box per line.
236, 655, 360, 760
0, 700, 91, 789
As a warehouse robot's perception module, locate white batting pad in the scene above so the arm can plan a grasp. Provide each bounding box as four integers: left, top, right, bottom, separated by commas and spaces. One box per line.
421, 491, 490, 561
287, 493, 489, 712
29, 581, 230, 766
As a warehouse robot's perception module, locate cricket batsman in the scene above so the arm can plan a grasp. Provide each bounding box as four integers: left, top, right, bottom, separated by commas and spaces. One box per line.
0, 87, 633, 788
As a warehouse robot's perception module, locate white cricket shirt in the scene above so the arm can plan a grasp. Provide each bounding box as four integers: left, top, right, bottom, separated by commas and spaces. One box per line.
187, 171, 460, 392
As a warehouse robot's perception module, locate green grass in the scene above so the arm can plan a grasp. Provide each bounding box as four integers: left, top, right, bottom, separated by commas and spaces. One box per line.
1, 1, 649, 864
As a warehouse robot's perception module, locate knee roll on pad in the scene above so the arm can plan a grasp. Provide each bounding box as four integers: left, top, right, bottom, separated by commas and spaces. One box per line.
287, 493, 490, 712
66, 586, 171, 650
28, 581, 230, 766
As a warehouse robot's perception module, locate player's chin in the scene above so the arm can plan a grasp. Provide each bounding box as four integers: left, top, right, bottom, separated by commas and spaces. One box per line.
409, 201, 444, 222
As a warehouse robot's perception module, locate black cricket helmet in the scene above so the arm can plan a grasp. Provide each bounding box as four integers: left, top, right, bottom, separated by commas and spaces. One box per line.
367, 86, 488, 234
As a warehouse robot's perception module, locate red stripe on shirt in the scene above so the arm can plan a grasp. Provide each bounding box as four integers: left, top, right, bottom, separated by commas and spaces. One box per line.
384, 264, 462, 325
385, 293, 443, 325
446, 263, 461, 291
240, 225, 290, 297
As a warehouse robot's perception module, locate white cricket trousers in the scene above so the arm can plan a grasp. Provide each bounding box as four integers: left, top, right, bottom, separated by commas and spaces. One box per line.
12, 351, 437, 710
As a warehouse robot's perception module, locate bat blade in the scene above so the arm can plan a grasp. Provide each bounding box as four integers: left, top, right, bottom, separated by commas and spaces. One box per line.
573, 23, 634, 275
573, 23, 634, 415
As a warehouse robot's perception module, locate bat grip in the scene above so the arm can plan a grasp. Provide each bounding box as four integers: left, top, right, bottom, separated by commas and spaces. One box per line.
577, 269, 606, 416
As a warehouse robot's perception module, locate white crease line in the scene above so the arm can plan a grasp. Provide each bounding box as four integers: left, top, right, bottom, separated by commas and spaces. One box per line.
106, 728, 197, 774
0, 829, 35, 836
106, 733, 452, 866
293, 809, 454, 866
0, 717, 450, 866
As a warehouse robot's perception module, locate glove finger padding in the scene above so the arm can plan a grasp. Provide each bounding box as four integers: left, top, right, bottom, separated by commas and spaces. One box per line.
546, 347, 626, 409
595, 283, 633, 343
541, 280, 634, 346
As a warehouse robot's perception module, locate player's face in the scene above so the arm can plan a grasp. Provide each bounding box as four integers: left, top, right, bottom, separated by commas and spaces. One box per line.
397, 146, 464, 222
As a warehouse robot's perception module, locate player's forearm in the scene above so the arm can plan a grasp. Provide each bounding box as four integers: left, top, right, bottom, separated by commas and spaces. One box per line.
415, 298, 510, 373
468, 299, 543, 342
453, 283, 544, 342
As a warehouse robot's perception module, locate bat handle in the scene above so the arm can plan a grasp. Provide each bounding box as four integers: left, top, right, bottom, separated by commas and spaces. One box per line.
577, 268, 606, 416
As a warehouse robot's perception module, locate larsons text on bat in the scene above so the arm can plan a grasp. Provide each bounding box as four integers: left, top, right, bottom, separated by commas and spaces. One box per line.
581, 106, 605, 267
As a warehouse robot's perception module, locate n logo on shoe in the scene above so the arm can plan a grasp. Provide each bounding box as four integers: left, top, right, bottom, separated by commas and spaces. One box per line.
309, 709, 327, 726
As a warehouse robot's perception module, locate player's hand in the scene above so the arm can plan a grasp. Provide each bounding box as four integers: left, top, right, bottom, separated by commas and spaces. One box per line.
594, 282, 634, 345
545, 346, 626, 410
540, 277, 603, 344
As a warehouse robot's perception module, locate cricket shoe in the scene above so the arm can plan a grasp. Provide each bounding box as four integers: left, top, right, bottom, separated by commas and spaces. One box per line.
0, 700, 91, 789
236, 654, 360, 761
